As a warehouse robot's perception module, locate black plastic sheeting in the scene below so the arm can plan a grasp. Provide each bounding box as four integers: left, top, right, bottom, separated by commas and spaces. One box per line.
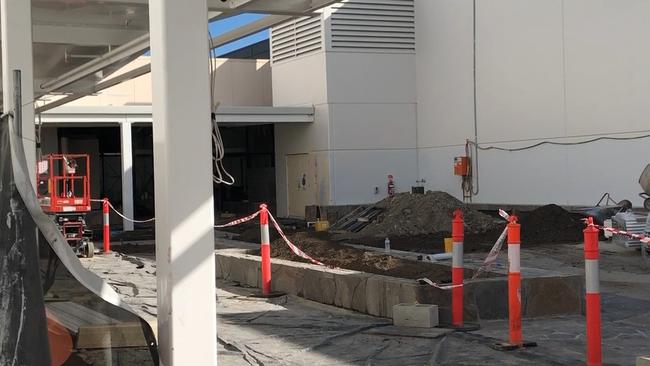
0, 117, 158, 365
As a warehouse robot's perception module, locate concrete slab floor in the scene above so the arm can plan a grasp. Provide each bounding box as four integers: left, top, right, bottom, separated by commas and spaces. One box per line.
81, 239, 650, 365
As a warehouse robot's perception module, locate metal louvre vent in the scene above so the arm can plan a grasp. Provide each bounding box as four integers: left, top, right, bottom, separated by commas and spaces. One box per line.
329, 0, 415, 52
271, 15, 323, 64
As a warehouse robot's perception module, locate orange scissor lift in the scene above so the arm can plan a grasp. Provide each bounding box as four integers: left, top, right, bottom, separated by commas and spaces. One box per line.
37, 154, 94, 257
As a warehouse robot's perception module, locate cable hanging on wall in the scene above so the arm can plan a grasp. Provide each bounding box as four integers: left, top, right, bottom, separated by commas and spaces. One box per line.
209, 33, 235, 186
468, 133, 650, 152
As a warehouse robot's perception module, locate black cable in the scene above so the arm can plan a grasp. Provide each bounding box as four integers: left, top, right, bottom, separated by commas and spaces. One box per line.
468, 133, 650, 152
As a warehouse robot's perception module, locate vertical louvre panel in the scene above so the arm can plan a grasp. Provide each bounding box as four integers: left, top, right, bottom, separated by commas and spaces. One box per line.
330, 0, 415, 52
271, 15, 323, 64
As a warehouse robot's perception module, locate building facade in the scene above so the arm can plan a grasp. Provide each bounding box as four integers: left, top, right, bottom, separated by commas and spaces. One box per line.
271, 0, 650, 217
43, 0, 650, 221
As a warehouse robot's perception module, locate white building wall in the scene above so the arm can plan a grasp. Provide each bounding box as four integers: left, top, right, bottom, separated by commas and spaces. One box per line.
272, 3, 418, 217
416, 0, 650, 207
273, 51, 331, 216
326, 52, 417, 206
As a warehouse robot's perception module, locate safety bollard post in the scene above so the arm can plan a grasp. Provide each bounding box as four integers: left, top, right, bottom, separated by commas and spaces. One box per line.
260, 204, 271, 295
103, 198, 110, 253
452, 209, 464, 327
508, 215, 522, 346
492, 214, 536, 350
584, 217, 602, 366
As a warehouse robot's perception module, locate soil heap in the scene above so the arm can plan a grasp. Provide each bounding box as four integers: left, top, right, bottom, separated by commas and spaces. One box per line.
356, 191, 500, 237
267, 232, 468, 280
520, 204, 584, 245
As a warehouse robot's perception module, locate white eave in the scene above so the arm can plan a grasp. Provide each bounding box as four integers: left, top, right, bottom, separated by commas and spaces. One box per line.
40, 105, 315, 126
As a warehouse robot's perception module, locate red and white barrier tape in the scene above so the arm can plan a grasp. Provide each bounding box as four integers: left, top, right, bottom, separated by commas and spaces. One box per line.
267, 212, 327, 266
420, 209, 511, 290
604, 227, 650, 244
417, 277, 464, 290
582, 220, 650, 245
215, 210, 260, 228
470, 226, 508, 281
470, 209, 510, 280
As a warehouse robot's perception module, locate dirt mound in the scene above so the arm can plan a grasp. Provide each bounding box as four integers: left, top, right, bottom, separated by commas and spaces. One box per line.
345, 229, 505, 254
355, 191, 500, 237
520, 204, 584, 245
267, 232, 471, 281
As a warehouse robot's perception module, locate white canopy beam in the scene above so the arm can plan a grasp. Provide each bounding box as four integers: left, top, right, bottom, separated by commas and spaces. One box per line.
33, 24, 147, 47
38, 34, 150, 93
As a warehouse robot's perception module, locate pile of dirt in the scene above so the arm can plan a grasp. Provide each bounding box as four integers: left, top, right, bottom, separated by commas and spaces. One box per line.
520, 204, 584, 245
265, 231, 474, 281
355, 191, 500, 237
345, 229, 504, 254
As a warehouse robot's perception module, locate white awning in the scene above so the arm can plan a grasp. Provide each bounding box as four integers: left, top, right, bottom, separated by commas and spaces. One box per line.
39, 105, 314, 126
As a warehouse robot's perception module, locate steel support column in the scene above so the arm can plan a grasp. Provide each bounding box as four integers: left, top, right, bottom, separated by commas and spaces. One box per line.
149, 1, 217, 365
2, 0, 36, 186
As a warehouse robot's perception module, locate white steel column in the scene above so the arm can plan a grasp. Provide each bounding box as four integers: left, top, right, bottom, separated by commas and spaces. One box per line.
120, 119, 134, 231
149, 1, 217, 365
2, 0, 36, 185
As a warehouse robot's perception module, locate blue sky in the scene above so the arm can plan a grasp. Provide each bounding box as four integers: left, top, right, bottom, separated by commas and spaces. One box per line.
209, 13, 270, 56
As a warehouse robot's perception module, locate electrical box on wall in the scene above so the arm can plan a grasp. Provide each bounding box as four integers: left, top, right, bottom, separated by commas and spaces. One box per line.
454, 156, 469, 176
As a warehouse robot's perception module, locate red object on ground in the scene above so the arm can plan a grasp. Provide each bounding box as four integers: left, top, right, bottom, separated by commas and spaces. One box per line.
507, 215, 522, 346
584, 217, 602, 366
46, 310, 73, 366
452, 209, 464, 326
103, 198, 110, 253
260, 204, 271, 295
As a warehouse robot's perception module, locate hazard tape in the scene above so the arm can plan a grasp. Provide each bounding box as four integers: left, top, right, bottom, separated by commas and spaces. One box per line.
583, 219, 650, 245
420, 208, 511, 290
212, 207, 329, 267
417, 277, 463, 290
215, 211, 260, 228
267, 212, 328, 266
470, 209, 510, 280
470, 226, 508, 281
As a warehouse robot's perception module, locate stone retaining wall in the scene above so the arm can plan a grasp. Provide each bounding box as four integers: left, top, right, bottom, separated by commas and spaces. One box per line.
215, 250, 584, 323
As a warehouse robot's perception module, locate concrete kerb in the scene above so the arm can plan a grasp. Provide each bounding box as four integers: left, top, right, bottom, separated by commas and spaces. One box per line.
214, 250, 584, 322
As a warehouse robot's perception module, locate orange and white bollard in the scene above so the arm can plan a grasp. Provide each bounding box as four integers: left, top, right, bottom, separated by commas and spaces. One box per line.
102, 198, 110, 253
493, 214, 536, 350
507, 215, 522, 346
452, 209, 464, 327
260, 204, 271, 296
584, 217, 602, 366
